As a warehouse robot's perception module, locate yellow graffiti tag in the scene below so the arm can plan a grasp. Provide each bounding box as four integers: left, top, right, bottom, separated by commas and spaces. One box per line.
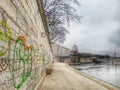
0, 21, 11, 56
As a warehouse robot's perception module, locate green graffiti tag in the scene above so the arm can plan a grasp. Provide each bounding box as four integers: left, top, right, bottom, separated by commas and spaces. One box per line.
0, 21, 11, 56
12, 36, 33, 89
42, 55, 45, 65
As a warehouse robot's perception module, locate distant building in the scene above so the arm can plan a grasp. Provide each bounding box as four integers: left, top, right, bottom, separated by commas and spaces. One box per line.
52, 43, 71, 62
78, 53, 93, 63
77, 53, 110, 64
70, 53, 93, 63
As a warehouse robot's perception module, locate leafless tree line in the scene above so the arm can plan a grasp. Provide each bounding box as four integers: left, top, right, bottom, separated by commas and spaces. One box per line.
43, 0, 82, 43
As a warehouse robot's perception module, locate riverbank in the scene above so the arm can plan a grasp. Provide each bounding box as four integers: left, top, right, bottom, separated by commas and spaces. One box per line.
38, 63, 118, 90
68, 64, 120, 90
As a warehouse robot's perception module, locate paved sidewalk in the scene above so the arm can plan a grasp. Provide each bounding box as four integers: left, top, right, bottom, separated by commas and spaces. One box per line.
38, 63, 110, 90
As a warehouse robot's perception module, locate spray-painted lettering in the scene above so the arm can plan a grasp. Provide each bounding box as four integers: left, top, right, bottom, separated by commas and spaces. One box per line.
12, 36, 33, 89
0, 21, 11, 56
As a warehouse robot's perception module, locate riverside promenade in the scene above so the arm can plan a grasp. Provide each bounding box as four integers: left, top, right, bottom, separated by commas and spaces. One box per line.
38, 63, 119, 90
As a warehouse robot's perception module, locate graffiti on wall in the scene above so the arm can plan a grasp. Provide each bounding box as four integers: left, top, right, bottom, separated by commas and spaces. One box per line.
0, 8, 12, 74
0, 21, 12, 73
0, 5, 52, 90
35, 48, 45, 66
12, 36, 33, 89
0, 9, 11, 56
0, 21, 11, 56
0, 10, 13, 89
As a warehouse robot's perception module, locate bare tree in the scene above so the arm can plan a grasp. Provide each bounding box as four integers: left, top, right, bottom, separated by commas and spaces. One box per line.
70, 44, 79, 63
49, 25, 69, 43
43, 0, 82, 43
72, 44, 79, 54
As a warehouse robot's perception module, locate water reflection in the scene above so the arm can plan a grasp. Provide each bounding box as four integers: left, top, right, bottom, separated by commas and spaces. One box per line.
71, 64, 120, 88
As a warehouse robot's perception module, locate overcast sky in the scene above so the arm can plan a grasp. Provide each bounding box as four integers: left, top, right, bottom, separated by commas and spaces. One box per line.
60, 0, 120, 56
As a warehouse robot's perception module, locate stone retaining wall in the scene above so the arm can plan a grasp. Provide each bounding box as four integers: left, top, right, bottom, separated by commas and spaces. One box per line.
0, 0, 53, 90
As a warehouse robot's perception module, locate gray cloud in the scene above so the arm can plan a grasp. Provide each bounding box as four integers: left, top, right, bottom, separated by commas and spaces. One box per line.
108, 0, 120, 48
109, 26, 120, 47
60, 0, 120, 56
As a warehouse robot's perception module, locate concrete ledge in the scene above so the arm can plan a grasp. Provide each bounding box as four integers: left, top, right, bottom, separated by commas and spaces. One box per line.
67, 64, 120, 90
34, 74, 46, 90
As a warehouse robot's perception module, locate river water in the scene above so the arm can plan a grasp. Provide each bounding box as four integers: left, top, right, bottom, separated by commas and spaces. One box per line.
71, 64, 120, 88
